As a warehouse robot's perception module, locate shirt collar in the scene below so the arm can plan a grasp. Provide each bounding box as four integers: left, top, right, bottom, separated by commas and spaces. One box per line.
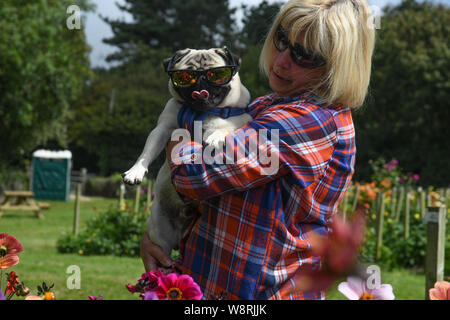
270, 91, 325, 106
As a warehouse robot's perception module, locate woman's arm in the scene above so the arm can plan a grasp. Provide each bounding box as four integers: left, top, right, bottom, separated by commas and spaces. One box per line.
168, 104, 338, 201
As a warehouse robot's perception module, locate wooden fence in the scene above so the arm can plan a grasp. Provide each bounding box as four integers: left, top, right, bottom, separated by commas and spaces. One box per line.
71, 179, 447, 299
70, 168, 88, 194
338, 183, 448, 299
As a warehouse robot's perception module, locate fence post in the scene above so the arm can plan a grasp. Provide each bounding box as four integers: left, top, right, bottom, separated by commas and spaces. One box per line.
119, 183, 125, 211
341, 189, 348, 222
404, 190, 410, 239
134, 185, 141, 213
425, 206, 446, 300
80, 168, 87, 194
420, 190, 426, 218
445, 188, 450, 207
427, 186, 433, 207
439, 188, 445, 204
73, 184, 81, 235
390, 186, 397, 217
395, 186, 404, 222
351, 184, 361, 212
375, 192, 385, 261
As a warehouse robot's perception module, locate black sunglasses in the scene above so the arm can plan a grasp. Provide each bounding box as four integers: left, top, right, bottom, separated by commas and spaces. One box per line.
273, 25, 326, 69
167, 66, 237, 88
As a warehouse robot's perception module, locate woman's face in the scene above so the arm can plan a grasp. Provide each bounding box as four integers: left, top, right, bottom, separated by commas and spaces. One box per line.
269, 33, 326, 97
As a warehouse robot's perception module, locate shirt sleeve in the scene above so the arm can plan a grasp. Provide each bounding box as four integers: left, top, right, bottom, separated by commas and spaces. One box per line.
168, 103, 338, 201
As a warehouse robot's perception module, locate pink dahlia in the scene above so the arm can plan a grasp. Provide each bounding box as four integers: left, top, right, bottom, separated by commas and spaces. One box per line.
152, 273, 203, 300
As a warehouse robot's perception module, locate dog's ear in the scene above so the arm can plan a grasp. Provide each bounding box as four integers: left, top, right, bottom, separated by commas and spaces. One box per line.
163, 58, 172, 72
163, 49, 191, 72
215, 47, 241, 68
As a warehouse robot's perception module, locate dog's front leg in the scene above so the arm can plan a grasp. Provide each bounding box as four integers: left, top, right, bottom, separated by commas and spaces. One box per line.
123, 99, 181, 185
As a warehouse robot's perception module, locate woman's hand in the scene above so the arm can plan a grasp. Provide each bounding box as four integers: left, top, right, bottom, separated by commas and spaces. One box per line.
140, 233, 173, 272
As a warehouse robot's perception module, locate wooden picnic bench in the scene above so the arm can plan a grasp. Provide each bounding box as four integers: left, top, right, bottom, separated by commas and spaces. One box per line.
0, 191, 45, 219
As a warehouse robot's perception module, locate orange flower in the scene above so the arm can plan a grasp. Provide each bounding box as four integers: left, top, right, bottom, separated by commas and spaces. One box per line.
0, 233, 24, 269
429, 281, 450, 300
366, 189, 377, 201
380, 178, 391, 189
44, 292, 55, 300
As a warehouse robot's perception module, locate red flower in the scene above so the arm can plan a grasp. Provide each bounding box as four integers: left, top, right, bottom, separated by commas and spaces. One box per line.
314, 209, 366, 275
285, 206, 367, 294
6, 271, 19, 295
152, 273, 203, 300
126, 269, 164, 297
0, 233, 24, 269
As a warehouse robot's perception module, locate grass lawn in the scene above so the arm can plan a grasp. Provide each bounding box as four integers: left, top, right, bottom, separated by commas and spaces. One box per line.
1, 196, 427, 300
1, 196, 143, 300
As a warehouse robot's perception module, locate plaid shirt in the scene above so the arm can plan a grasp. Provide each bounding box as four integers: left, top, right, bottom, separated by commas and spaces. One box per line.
169, 92, 356, 300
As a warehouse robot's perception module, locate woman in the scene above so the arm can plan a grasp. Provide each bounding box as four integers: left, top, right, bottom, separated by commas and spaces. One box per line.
141, 0, 375, 300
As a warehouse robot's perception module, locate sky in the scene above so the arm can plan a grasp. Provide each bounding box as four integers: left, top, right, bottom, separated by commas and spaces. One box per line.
82, 0, 443, 69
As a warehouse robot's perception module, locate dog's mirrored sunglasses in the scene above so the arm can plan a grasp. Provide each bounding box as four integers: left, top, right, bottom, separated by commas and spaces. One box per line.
168, 66, 237, 88
274, 26, 326, 69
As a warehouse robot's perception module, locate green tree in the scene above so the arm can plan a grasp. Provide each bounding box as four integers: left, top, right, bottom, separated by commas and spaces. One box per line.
353, 0, 450, 186
0, 0, 93, 168
240, 0, 284, 46
239, 45, 272, 100
236, 1, 284, 100
102, 0, 238, 62
68, 48, 173, 176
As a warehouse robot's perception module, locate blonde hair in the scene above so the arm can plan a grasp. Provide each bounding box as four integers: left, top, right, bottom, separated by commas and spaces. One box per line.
260, 0, 375, 108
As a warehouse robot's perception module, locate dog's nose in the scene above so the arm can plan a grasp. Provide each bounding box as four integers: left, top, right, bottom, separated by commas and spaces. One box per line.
191, 90, 209, 100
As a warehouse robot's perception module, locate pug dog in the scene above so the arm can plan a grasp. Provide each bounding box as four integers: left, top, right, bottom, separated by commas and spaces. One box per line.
122, 47, 251, 257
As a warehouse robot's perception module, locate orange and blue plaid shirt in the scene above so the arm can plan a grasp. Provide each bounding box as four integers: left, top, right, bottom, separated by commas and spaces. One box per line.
169, 92, 356, 300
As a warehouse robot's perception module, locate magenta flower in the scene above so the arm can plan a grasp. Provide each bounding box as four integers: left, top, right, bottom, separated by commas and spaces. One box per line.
338, 276, 395, 300
413, 174, 420, 181
143, 290, 164, 300
152, 273, 203, 300
385, 159, 398, 173
88, 295, 103, 300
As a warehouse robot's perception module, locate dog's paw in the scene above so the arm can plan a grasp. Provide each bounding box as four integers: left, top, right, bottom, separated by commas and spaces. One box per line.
204, 130, 229, 149
122, 165, 147, 185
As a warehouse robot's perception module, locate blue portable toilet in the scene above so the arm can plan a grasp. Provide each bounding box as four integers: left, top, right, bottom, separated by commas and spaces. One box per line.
32, 150, 72, 202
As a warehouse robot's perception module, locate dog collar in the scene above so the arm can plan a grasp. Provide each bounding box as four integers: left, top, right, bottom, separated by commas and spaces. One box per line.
177, 104, 249, 134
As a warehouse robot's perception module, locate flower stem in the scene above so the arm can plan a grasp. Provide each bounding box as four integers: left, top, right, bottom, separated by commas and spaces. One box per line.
0, 269, 3, 294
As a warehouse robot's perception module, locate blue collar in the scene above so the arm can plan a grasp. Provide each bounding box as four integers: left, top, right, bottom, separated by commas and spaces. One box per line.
177, 104, 249, 133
